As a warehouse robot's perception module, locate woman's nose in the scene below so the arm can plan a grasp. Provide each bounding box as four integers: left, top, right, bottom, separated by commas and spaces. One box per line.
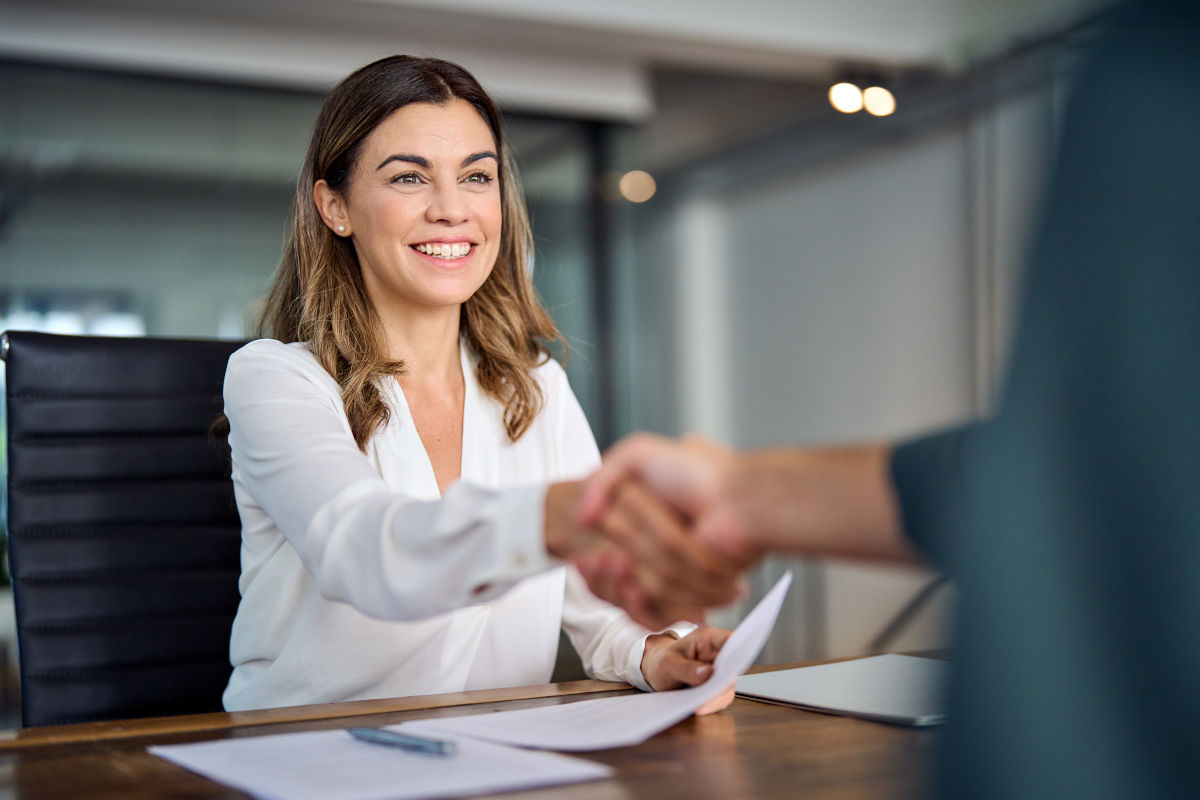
425, 183, 469, 225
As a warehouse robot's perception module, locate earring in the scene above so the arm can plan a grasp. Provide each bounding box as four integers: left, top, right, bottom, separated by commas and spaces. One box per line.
337, 225, 346, 233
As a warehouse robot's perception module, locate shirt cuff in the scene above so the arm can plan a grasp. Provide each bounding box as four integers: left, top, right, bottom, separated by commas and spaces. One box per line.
457, 482, 559, 599
627, 632, 656, 692
492, 483, 559, 576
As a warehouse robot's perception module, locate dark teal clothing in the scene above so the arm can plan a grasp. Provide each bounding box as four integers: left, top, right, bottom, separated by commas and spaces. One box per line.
891, 1, 1200, 797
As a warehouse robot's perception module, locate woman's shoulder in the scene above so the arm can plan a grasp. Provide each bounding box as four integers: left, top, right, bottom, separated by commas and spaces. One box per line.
530, 352, 569, 392
230, 338, 316, 366
226, 339, 335, 391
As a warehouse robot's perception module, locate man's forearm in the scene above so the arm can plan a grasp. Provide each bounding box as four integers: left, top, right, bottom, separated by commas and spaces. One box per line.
729, 444, 919, 563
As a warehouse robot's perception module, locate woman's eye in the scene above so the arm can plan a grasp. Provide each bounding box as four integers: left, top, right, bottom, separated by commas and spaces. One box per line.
464, 171, 494, 185
391, 172, 422, 185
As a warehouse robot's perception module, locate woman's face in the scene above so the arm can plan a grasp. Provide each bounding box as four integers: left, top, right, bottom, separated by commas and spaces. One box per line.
322, 99, 503, 318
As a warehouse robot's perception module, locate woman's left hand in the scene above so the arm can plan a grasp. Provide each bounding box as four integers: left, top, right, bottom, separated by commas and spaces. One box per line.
640, 626, 736, 715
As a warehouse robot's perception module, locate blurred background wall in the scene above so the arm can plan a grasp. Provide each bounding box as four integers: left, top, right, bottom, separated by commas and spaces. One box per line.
0, 0, 1108, 717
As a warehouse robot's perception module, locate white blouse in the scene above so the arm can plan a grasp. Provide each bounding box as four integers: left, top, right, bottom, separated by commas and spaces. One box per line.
221, 338, 664, 711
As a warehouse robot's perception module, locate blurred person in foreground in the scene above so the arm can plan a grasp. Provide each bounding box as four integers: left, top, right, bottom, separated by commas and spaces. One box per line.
576, 1, 1200, 796
220, 54, 736, 713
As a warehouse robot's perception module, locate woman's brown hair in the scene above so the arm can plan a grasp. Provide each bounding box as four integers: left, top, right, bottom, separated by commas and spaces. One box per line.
261, 55, 563, 449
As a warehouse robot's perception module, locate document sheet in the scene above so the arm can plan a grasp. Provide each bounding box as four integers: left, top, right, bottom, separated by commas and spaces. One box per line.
403, 571, 794, 750
735, 653, 949, 726
149, 728, 610, 800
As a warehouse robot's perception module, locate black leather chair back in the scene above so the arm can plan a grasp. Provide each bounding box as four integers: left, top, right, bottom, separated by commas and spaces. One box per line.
2, 331, 244, 726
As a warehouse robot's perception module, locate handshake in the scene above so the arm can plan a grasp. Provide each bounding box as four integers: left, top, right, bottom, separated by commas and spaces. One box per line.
544, 433, 916, 630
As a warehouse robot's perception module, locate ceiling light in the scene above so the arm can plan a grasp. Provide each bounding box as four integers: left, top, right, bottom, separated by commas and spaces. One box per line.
618, 170, 657, 203
863, 86, 896, 117
828, 82, 863, 114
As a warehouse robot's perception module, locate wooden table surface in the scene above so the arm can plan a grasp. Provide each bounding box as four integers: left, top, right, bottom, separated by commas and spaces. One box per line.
0, 661, 939, 799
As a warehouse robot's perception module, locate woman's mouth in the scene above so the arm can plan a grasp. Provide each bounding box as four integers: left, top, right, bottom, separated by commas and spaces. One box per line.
413, 242, 472, 259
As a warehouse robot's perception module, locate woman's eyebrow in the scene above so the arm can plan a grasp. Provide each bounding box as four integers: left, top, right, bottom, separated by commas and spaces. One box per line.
375, 151, 498, 170
376, 154, 430, 170
461, 151, 497, 166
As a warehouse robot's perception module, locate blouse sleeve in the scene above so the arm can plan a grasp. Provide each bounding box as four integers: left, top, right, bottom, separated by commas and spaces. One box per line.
543, 364, 695, 690
224, 340, 557, 621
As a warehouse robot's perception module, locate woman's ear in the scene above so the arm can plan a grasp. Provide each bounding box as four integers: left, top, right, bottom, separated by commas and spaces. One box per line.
313, 180, 351, 237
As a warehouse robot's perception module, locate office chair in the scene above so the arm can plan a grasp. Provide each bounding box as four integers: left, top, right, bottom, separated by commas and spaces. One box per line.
2, 330, 245, 726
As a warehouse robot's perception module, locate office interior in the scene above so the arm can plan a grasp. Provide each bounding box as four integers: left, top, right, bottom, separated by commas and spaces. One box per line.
0, 0, 1105, 729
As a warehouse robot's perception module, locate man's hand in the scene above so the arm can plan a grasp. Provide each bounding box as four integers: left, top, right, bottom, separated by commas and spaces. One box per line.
546, 478, 738, 628
584, 478, 747, 627
572, 434, 761, 626
640, 626, 736, 715
577, 433, 761, 563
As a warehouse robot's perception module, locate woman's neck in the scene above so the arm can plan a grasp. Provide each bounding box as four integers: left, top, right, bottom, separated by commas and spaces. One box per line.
379, 305, 464, 391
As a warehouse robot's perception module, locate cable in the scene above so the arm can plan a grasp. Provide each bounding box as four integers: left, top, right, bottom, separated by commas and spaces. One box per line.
865, 574, 952, 654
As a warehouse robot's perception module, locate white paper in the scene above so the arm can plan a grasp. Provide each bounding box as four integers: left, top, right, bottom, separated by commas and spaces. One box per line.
735, 653, 949, 726
149, 728, 610, 800
407, 571, 793, 751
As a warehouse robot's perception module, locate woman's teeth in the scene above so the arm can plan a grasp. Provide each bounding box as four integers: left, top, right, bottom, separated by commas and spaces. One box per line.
415, 242, 471, 258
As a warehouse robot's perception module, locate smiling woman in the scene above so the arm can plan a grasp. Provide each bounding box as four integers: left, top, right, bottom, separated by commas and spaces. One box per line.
218, 55, 742, 713
312, 99, 504, 384
260, 57, 548, 450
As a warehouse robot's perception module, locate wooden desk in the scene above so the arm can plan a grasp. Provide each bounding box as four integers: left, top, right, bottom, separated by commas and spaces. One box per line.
0, 662, 938, 799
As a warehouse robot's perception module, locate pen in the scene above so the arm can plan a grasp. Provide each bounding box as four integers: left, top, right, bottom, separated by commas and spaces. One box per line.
347, 727, 457, 757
